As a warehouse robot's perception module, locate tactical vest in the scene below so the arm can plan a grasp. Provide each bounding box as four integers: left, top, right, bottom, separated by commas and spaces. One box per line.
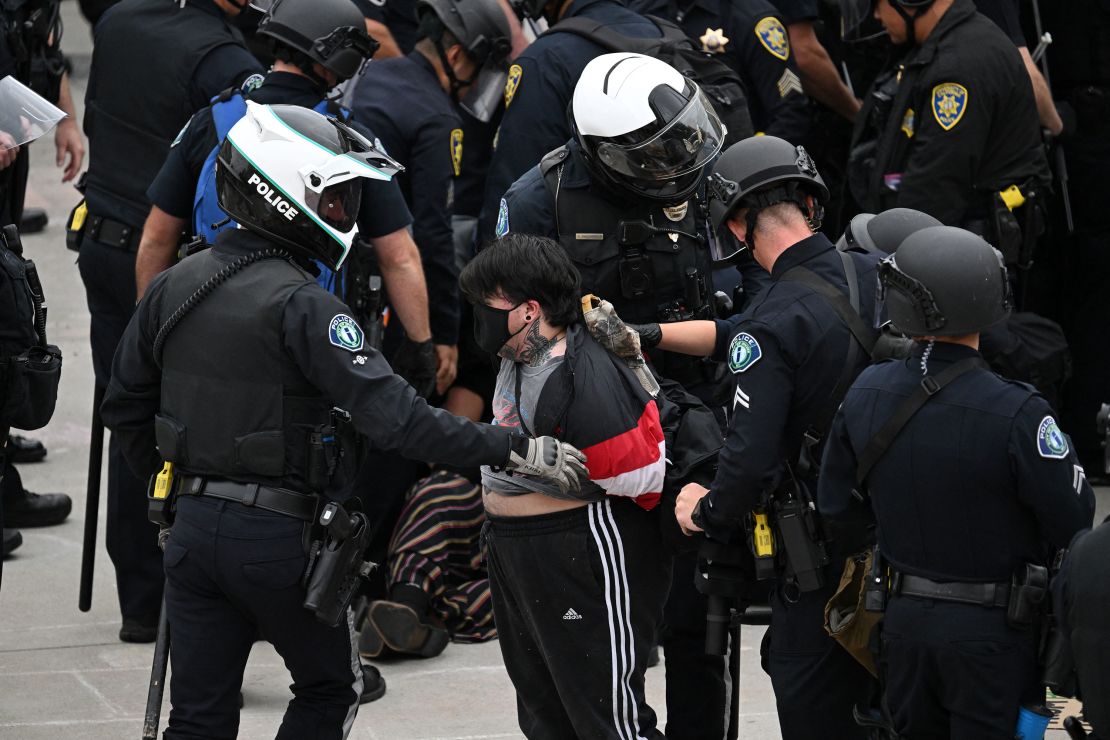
154, 243, 335, 492
541, 146, 715, 385
84, 0, 243, 226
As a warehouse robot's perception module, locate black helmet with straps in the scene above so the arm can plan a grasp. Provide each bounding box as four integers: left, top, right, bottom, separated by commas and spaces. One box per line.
879, 225, 1011, 337
257, 0, 379, 84
837, 207, 942, 254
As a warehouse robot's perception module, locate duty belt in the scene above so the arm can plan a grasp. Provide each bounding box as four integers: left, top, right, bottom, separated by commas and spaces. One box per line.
893, 572, 1010, 608
176, 475, 319, 522
85, 212, 141, 251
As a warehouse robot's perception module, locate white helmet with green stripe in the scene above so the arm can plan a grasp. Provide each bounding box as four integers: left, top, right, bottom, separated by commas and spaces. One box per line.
216, 101, 402, 270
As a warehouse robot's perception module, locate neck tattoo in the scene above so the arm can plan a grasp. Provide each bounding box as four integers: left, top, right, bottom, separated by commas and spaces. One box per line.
511, 320, 564, 367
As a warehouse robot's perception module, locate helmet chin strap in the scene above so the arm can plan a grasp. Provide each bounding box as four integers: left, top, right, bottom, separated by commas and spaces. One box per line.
891, 0, 931, 45
432, 39, 476, 104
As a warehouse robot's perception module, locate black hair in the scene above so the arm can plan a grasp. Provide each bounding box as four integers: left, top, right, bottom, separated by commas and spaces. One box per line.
460, 233, 582, 327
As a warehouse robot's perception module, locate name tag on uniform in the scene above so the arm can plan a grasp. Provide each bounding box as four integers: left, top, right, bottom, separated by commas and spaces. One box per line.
575, 233, 605, 240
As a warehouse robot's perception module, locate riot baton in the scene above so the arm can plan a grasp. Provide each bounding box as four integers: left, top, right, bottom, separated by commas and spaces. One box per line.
1030, 0, 1075, 233
141, 594, 170, 740
79, 383, 106, 612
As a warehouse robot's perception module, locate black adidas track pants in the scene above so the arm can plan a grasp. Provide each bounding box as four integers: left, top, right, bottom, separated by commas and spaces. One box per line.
483, 498, 671, 740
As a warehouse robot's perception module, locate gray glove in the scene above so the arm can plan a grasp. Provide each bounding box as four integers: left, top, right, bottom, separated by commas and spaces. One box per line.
505, 435, 589, 497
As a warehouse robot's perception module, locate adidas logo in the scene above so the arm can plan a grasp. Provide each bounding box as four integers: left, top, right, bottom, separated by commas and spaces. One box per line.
562, 608, 583, 621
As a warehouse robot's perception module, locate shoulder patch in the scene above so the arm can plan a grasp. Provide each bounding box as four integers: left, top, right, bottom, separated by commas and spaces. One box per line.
755, 17, 790, 61
931, 83, 968, 131
450, 128, 464, 178
901, 107, 915, 138
699, 27, 730, 54
505, 64, 523, 108
495, 197, 510, 238
1037, 416, 1069, 459
329, 314, 365, 353
728, 332, 762, 373
240, 73, 264, 94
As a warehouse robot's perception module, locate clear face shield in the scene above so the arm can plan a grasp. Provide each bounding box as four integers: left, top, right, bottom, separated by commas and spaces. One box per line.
0, 76, 67, 151
461, 62, 509, 123
839, 0, 887, 42
595, 88, 726, 185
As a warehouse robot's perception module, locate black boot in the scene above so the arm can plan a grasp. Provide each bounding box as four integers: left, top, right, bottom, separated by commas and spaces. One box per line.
368, 584, 449, 658
6, 435, 46, 464
3, 528, 22, 558
4, 489, 72, 528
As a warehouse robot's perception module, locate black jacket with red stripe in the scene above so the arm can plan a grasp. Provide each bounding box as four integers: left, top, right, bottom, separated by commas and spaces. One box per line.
531, 324, 667, 510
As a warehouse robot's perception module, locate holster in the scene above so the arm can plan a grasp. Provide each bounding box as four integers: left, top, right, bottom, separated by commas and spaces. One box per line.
1007, 562, 1049, 628
302, 501, 375, 627
769, 479, 830, 593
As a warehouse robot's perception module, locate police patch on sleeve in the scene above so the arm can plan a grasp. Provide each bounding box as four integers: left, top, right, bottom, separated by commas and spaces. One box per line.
504, 64, 523, 108
1037, 416, 1069, 459
755, 17, 790, 61
450, 128, 464, 178
932, 83, 968, 131
728, 332, 762, 373
329, 314, 365, 353
495, 197, 510, 238
240, 73, 265, 94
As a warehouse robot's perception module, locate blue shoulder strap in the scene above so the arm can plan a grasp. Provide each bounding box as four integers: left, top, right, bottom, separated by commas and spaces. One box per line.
192, 91, 249, 243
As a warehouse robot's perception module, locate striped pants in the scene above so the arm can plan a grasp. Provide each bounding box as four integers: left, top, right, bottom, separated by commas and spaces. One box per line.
386, 471, 495, 642
483, 498, 671, 740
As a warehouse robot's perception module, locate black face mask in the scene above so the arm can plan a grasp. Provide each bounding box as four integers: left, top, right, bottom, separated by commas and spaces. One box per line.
473, 301, 525, 355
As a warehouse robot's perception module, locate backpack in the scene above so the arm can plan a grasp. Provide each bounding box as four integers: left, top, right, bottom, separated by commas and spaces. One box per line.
0, 225, 61, 432
192, 89, 351, 294
543, 15, 755, 145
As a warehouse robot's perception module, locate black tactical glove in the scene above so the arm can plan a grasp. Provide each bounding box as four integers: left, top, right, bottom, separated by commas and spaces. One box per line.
505, 435, 589, 497
630, 322, 662, 350
392, 337, 437, 398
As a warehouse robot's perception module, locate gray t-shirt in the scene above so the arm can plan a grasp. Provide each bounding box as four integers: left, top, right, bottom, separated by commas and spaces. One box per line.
481, 356, 573, 498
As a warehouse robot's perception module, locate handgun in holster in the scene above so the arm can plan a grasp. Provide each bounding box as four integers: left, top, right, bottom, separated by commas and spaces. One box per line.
302, 501, 375, 627
1007, 562, 1049, 628
146, 462, 176, 527
770, 479, 829, 593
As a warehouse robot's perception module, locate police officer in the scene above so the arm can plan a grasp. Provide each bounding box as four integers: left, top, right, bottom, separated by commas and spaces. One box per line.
818, 226, 1095, 738
1054, 516, 1110, 739
78, 0, 264, 643
349, 0, 512, 396
501, 53, 734, 739
846, 0, 1051, 241
1040, 0, 1110, 477
629, 0, 809, 141
101, 102, 588, 739
615, 135, 880, 738
475, 0, 662, 242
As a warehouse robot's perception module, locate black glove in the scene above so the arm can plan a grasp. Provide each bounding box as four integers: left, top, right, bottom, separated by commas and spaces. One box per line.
630, 322, 662, 350
505, 435, 589, 497
392, 338, 437, 398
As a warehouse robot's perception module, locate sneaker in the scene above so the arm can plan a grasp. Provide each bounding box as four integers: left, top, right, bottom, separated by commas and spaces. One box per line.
368, 600, 449, 658
359, 663, 386, 704
3, 528, 22, 558
6, 435, 46, 463
119, 617, 158, 643
3, 490, 72, 528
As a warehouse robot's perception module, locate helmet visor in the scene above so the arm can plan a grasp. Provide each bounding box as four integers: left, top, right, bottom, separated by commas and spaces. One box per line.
461, 65, 508, 123
0, 76, 66, 149
314, 179, 362, 232
595, 89, 726, 183
839, 0, 886, 42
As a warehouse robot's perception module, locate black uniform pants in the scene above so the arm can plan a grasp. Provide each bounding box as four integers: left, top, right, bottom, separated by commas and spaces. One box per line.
483, 499, 670, 740
661, 550, 727, 740
164, 496, 363, 740
879, 595, 1038, 740
764, 577, 874, 740
77, 235, 164, 622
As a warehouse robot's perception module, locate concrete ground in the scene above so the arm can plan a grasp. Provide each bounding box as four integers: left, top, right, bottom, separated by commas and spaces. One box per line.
0, 3, 1099, 738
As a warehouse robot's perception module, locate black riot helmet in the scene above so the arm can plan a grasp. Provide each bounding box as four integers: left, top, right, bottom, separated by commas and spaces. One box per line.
840, 0, 935, 45
257, 0, 379, 84
706, 135, 828, 257
879, 225, 1011, 337
572, 53, 726, 206
216, 102, 402, 270
417, 0, 513, 122
837, 207, 942, 254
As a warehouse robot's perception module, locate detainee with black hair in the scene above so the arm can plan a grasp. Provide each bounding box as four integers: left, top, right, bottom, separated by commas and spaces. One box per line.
460, 233, 670, 740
